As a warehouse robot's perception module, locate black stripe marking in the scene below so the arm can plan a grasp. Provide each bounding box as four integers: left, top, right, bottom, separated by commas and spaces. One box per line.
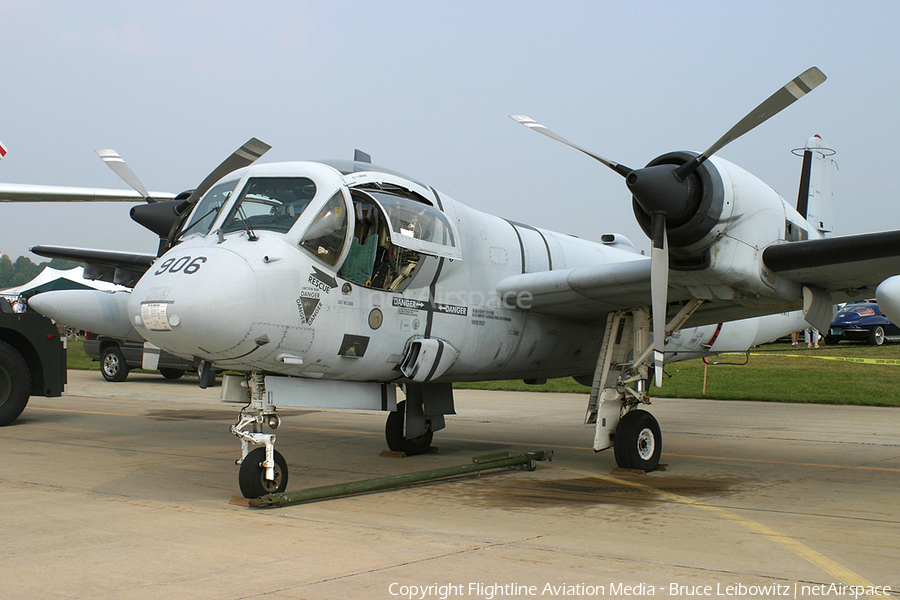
424, 257, 445, 338
424, 340, 445, 382
504, 219, 526, 274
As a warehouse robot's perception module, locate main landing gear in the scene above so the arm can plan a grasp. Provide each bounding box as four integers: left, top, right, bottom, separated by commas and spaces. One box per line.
585, 303, 700, 471
385, 401, 434, 455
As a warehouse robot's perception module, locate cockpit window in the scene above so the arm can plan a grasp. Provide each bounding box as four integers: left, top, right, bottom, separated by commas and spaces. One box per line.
220, 177, 317, 235
366, 191, 461, 260
180, 179, 238, 239
299, 191, 349, 266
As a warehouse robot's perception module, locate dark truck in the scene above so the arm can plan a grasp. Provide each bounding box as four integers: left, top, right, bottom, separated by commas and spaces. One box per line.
0, 297, 67, 425
82, 333, 193, 382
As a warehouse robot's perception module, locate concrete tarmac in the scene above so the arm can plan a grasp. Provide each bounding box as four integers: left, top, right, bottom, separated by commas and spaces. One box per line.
1, 370, 898, 599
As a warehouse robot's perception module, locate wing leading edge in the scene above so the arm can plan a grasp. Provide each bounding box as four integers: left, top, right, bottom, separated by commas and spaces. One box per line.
0, 183, 176, 203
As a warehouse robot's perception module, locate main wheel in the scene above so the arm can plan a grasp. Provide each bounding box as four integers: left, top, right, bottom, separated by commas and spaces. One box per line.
385, 402, 433, 455
159, 368, 184, 380
0, 340, 31, 426
868, 326, 885, 346
239, 447, 288, 498
100, 346, 129, 382
613, 409, 662, 472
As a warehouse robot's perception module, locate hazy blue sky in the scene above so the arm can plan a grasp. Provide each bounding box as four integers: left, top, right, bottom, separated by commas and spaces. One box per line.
1, 0, 897, 261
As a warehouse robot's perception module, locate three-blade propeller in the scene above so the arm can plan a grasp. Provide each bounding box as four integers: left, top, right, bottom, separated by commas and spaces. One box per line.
512, 67, 826, 387
96, 138, 271, 254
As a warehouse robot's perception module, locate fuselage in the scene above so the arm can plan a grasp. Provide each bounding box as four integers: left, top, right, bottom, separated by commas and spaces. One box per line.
126, 160, 649, 383
116, 159, 806, 385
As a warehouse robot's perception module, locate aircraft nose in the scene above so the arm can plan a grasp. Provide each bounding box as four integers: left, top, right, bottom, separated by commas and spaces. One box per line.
128, 247, 258, 357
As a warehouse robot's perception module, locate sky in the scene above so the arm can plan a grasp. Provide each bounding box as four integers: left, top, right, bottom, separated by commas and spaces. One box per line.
1, 0, 898, 262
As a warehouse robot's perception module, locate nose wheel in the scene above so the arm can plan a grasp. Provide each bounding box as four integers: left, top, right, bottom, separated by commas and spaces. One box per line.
238, 447, 288, 498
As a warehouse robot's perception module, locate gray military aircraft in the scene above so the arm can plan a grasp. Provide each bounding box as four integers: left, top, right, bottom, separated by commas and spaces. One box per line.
6, 67, 898, 499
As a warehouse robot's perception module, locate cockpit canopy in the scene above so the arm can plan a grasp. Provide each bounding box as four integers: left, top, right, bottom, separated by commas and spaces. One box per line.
177, 162, 460, 280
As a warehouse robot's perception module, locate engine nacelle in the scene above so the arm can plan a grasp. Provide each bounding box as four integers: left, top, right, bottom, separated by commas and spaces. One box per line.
633, 153, 800, 305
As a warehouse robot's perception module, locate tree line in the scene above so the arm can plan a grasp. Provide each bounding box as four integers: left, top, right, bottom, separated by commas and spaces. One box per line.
0, 254, 80, 290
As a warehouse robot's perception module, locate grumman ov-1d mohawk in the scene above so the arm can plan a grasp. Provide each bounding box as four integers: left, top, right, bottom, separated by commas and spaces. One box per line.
7, 67, 900, 499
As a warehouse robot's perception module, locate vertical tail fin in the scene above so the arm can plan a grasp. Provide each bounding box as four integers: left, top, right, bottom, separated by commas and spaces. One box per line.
795, 134, 836, 237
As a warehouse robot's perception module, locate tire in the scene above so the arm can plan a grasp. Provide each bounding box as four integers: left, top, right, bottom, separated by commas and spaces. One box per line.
868, 326, 885, 346
239, 447, 288, 498
159, 368, 185, 380
385, 402, 433, 456
100, 346, 129, 382
0, 340, 31, 426
823, 335, 840, 346
613, 409, 662, 472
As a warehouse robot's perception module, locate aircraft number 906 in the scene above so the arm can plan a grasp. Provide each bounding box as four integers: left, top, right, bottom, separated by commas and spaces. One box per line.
154, 256, 207, 276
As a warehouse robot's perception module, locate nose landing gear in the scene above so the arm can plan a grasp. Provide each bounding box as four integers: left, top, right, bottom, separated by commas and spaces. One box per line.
231, 372, 288, 498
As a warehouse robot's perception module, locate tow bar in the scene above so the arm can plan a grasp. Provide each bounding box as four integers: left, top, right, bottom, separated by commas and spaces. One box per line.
246, 450, 552, 508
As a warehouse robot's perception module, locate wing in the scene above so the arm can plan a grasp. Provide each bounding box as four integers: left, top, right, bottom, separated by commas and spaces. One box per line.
498, 229, 900, 328
0, 183, 176, 202
762, 230, 900, 288
31, 245, 156, 288
497, 258, 656, 317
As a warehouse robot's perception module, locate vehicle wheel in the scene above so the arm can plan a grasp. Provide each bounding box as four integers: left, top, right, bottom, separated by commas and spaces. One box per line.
159, 368, 185, 380
239, 447, 288, 498
868, 326, 885, 346
823, 335, 840, 345
0, 340, 31, 426
385, 402, 433, 455
100, 346, 129, 382
613, 409, 662, 472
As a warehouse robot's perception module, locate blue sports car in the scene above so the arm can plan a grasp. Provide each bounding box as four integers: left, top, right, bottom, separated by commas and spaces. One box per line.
824, 301, 900, 346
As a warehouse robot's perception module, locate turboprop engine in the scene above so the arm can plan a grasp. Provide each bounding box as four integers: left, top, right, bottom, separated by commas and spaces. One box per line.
513, 66, 827, 385
631, 152, 800, 305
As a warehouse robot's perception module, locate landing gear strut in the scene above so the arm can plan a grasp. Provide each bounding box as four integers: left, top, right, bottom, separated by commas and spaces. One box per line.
231, 372, 288, 498
585, 302, 701, 471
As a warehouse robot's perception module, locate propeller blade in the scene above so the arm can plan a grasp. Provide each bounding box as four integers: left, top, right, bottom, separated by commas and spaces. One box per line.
183, 138, 271, 207
676, 67, 826, 179
95, 149, 153, 202
649, 213, 668, 387
510, 115, 633, 177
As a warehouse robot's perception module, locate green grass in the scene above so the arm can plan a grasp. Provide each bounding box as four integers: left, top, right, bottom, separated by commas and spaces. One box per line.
66, 338, 900, 406
66, 340, 98, 371
455, 343, 900, 407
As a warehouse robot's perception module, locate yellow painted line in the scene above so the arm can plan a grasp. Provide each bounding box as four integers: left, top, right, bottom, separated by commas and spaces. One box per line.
549, 464, 894, 599
731, 352, 900, 365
